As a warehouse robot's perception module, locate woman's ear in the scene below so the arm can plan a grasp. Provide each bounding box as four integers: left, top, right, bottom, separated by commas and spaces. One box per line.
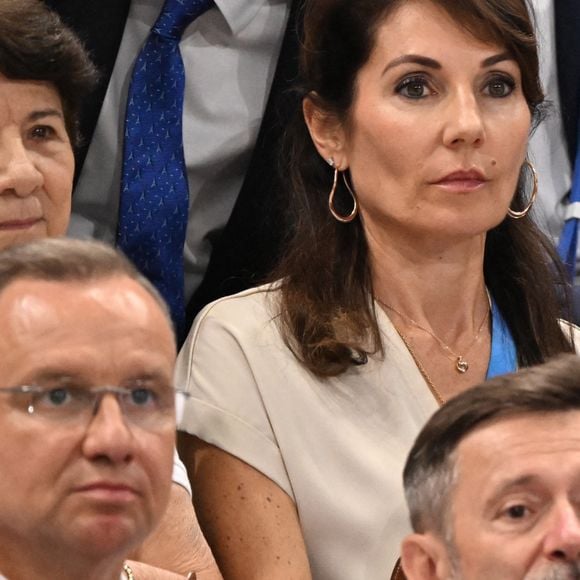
401, 532, 452, 580
303, 92, 348, 168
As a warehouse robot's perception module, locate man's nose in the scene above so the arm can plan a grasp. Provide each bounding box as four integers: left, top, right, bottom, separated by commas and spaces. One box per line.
543, 502, 580, 562
441, 88, 486, 149
81, 394, 135, 465
0, 134, 44, 197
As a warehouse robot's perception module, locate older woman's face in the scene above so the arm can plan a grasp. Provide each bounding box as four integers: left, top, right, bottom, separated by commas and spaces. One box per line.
0, 75, 74, 251
333, 0, 531, 242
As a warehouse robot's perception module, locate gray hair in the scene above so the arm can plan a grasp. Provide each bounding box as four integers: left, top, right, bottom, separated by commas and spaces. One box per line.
403, 354, 580, 538
0, 238, 172, 328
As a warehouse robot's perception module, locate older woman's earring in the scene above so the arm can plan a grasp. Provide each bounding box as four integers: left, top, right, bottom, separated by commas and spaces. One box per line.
507, 160, 538, 219
327, 159, 358, 223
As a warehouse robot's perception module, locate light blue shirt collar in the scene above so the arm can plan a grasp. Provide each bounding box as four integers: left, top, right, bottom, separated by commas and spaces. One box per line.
486, 297, 518, 379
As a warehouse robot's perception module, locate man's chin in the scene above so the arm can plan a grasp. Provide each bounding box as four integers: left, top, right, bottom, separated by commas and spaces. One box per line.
66, 513, 150, 558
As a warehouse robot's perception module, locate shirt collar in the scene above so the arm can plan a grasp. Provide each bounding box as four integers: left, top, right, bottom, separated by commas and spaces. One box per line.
214, 0, 271, 35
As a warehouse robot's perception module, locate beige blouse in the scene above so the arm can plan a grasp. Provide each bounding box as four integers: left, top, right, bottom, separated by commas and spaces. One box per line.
176, 285, 440, 579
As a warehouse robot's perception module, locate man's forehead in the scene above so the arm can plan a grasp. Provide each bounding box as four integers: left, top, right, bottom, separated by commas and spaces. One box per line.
0, 276, 160, 322
0, 276, 175, 386
460, 411, 580, 448
455, 411, 580, 481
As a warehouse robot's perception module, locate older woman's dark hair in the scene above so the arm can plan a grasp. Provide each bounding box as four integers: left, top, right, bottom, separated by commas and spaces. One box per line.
0, 0, 97, 148
403, 354, 580, 535
275, 0, 573, 377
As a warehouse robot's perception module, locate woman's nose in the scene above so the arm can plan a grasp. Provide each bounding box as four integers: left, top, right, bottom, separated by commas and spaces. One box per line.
0, 134, 43, 197
442, 89, 486, 148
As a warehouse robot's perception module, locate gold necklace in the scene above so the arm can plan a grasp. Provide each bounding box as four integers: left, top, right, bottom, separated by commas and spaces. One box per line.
376, 290, 491, 374
395, 328, 446, 405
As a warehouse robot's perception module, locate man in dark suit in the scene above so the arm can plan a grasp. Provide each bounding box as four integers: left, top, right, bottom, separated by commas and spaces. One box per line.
46, 0, 300, 335
554, 0, 580, 317
526, 0, 580, 317
555, 0, 580, 172
525, 0, 580, 242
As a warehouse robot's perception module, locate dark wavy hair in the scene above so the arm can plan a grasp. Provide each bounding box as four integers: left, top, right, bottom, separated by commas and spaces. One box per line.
0, 0, 98, 148
274, 0, 573, 377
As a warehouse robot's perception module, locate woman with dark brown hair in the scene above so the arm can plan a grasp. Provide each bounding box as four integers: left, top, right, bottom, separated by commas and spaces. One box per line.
177, 0, 579, 578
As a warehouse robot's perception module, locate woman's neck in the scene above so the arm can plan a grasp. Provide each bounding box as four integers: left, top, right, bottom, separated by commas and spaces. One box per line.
368, 226, 493, 400
369, 226, 489, 342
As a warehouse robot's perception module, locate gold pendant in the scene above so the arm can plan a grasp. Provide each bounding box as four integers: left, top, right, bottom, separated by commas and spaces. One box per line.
456, 357, 469, 373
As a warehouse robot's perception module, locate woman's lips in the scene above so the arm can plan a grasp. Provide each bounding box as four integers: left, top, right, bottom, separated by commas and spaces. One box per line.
0, 218, 43, 230
432, 170, 488, 193
434, 179, 487, 192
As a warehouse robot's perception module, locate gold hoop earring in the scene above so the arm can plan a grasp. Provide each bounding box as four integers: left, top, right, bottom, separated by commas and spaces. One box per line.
327, 160, 358, 223
507, 160, 537, 219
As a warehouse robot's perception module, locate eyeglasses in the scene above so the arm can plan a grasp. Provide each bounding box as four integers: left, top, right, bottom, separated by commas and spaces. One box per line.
0, 385, 189, 430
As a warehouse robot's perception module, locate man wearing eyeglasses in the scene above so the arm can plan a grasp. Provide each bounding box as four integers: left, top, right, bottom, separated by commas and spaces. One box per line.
0, 238, 190, 579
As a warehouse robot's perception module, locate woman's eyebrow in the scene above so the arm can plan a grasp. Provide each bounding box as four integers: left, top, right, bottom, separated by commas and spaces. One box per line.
382, 50, 514, 77
482, 51, 514, 67
382, 54, 441, 76
27, 109, 64, 122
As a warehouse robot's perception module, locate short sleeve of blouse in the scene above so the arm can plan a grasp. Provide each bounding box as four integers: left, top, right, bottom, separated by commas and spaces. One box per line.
176, 289, 294, 499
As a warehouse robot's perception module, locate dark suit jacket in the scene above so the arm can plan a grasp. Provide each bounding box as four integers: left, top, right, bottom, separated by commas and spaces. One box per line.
46, 0, 301, 334
555, 0, 580, 166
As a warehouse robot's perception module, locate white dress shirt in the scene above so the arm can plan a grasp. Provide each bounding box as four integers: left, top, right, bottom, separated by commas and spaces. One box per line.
69, 0, 291, 301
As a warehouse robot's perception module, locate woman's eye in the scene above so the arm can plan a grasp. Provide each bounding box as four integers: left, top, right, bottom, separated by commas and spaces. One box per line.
29, 125, 57, 140
484, 76, 515, 98
396, 77, 434, 99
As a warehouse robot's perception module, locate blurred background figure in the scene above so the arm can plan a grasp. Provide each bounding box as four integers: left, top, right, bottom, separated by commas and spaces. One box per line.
527, 0, 580, 306
0, 239, 177, 580
176, 0, 579, 578
402, 354, 580, 580
527, 0, 577, 241
0, 2, 219, 576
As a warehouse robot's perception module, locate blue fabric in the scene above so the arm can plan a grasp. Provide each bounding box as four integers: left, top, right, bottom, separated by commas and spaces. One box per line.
557, 120, 580, 281
117, 0, 214, 336
486, 298, 518, 379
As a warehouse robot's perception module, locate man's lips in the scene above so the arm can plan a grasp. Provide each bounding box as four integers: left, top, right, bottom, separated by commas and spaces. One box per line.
0, 217, 42, 230
74, 482, 141, 502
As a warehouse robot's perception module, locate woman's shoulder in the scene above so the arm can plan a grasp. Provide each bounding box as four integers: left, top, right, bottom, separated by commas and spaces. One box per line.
182, 282, 283, 356
195, 282, 281, 328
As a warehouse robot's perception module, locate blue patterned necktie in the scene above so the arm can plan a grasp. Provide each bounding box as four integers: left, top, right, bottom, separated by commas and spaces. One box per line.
117, 0, 214, 336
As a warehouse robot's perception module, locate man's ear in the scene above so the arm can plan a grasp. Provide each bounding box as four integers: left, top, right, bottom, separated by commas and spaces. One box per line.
401, 532, 452, 580
303, 92, 348, 168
